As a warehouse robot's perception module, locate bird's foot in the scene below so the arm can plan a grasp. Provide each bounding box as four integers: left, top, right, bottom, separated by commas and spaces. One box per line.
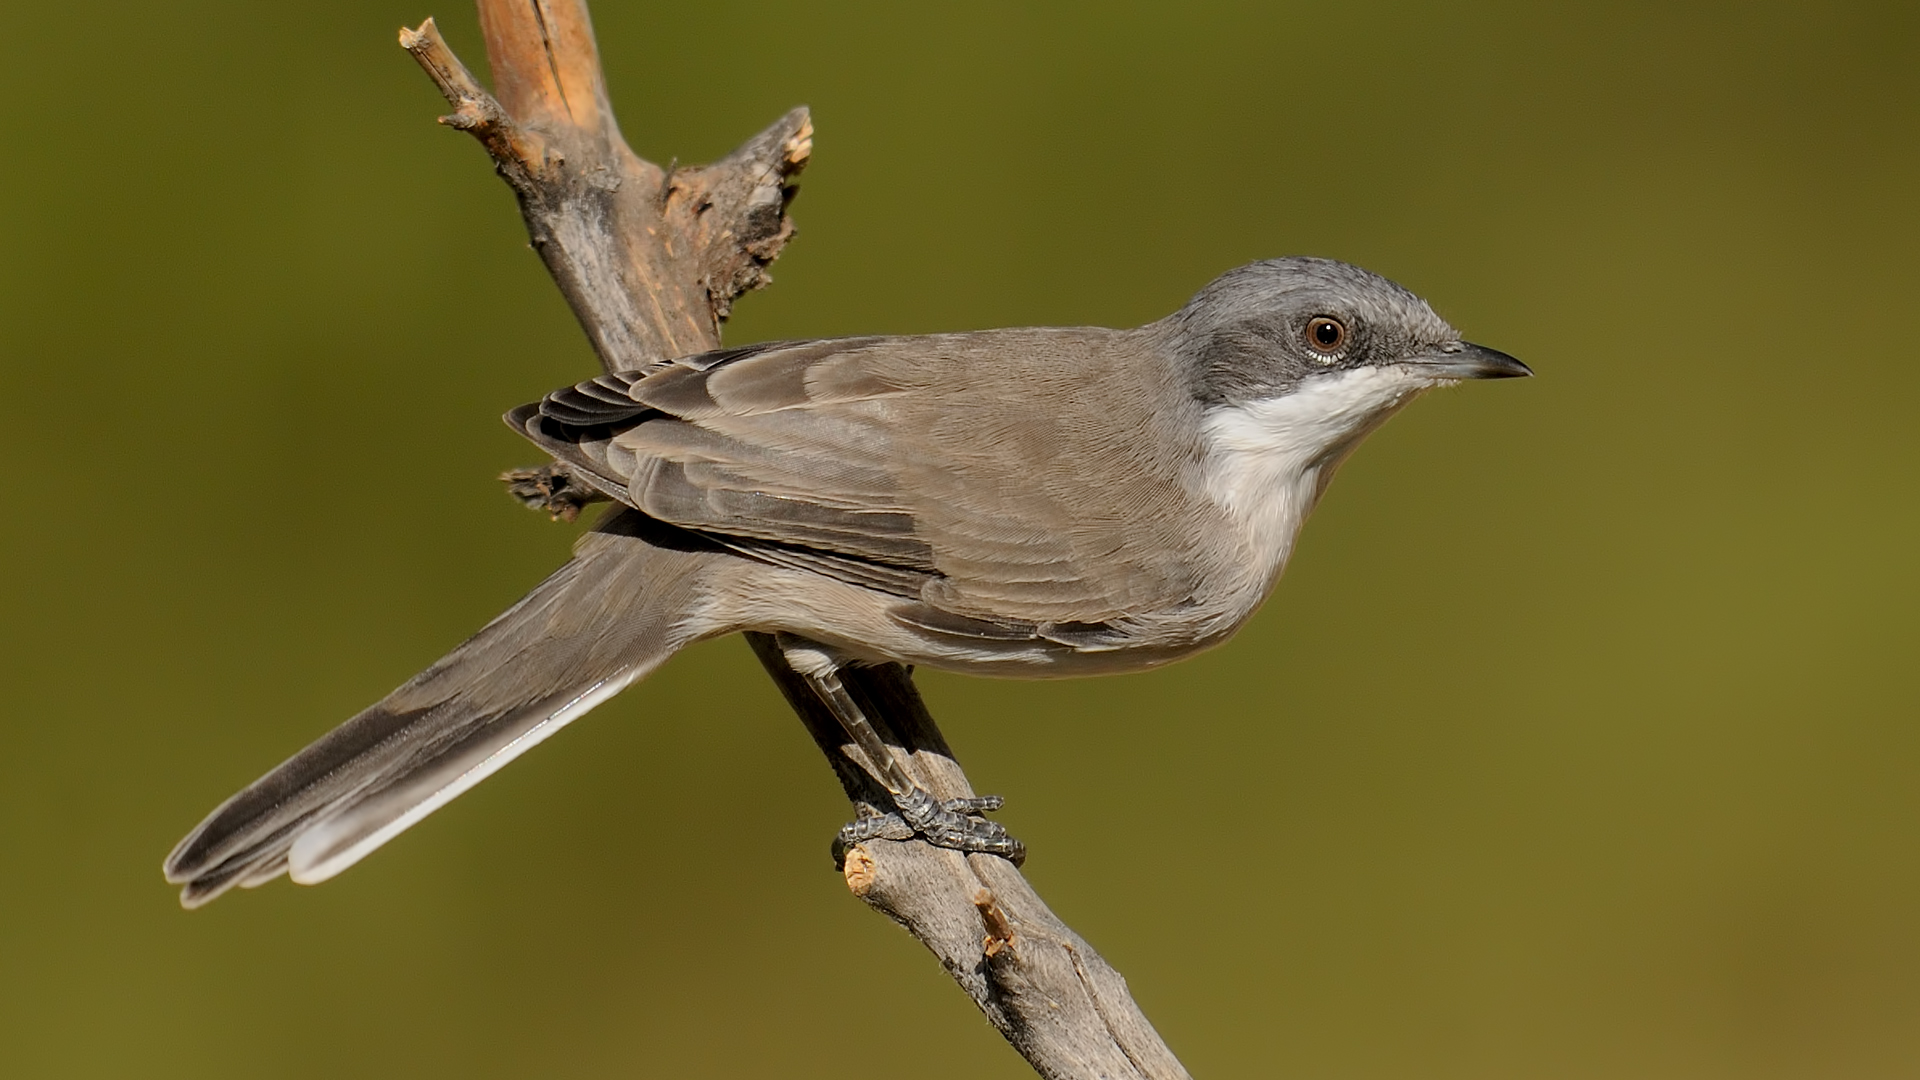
833, 789, 1026, 866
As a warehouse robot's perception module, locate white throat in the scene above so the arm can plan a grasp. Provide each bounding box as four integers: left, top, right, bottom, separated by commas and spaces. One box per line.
1200, 365, 1440, 581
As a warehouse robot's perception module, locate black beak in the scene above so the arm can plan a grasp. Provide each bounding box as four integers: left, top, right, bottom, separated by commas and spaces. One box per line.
1412, 341, 1532, 380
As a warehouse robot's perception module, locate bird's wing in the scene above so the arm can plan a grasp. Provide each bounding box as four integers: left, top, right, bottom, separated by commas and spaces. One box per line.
511, 332, 1212, 634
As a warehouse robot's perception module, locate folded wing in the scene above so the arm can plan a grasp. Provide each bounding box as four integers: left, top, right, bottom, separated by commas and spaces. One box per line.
510, 331, 1212, 634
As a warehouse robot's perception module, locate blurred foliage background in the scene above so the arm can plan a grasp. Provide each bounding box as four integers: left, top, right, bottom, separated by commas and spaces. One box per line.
2, 1, 1917, 1077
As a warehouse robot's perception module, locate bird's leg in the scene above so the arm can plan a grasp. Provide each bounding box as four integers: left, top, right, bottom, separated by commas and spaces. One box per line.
778, 636, 1025, 865
815, 669, 1027, 865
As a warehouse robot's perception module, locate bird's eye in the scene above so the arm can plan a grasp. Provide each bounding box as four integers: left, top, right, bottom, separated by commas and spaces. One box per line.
1306, 317, 1347, 358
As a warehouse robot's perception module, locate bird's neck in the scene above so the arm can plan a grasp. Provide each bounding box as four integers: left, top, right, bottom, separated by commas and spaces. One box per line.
1198, 367, 1434, 583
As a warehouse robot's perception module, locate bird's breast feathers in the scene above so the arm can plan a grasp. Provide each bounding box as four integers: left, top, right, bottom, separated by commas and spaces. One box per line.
1198, 365, 1439, 583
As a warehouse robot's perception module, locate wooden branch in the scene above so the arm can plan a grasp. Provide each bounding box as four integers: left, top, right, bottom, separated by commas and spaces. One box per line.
399, 19, 550, 190
403, 4, 811, 371
401, 6, 1189, 1076
472, 0, 611, 134
747, 638, 1193, 1080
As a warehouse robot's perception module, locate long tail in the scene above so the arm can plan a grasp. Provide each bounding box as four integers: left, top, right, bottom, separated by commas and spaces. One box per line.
163, 512, 719, 908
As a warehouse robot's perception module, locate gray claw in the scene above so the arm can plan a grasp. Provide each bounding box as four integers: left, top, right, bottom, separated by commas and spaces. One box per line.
833, 790, 1026, 867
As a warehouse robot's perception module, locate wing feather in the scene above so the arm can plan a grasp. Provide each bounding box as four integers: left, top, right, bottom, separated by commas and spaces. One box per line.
513, 330, 1217, 632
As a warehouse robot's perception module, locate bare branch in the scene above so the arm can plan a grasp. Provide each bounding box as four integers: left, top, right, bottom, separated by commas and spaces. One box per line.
745, 639, 1192, 1080
473, 0, 611, 135
399, 18, 548, 190
680, 108, 814, 322
499, 462, 602, 521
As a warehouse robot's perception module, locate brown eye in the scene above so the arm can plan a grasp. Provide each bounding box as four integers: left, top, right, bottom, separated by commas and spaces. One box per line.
1306, 317, 1347, 355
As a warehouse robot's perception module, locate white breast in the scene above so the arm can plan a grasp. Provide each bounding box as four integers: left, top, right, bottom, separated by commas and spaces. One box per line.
1199, 365, 1440, 583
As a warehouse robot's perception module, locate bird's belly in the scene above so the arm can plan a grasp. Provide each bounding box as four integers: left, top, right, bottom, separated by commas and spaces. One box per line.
894, 630, 1237, 680
836, 591, 1261, 680
703, 549, 1271, 680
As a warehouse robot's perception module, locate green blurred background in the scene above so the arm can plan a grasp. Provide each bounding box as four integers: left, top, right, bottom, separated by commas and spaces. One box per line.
3, 1, 1917, 1076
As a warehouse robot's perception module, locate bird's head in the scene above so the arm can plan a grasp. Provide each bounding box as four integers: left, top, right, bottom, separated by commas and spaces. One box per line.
1162, 257, 1530, 527
1167, 256, 1530, 409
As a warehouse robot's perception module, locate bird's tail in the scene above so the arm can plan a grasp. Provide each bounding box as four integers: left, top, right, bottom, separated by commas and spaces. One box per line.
163, 511, 720, 908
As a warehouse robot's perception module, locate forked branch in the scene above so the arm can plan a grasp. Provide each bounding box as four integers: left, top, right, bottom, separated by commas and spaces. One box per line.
400, 19, 549, 191
401, 4, 1189, 1077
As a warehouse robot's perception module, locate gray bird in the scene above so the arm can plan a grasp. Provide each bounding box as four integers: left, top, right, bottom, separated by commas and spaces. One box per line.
164, 256, 1529, 907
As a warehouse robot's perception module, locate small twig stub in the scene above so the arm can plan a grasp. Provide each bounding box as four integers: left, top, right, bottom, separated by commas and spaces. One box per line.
843, 845, 877, 896
974, 888, 1015, 958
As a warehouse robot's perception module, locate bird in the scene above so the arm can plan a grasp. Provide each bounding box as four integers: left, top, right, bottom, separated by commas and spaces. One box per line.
163, 256, 1530, 907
